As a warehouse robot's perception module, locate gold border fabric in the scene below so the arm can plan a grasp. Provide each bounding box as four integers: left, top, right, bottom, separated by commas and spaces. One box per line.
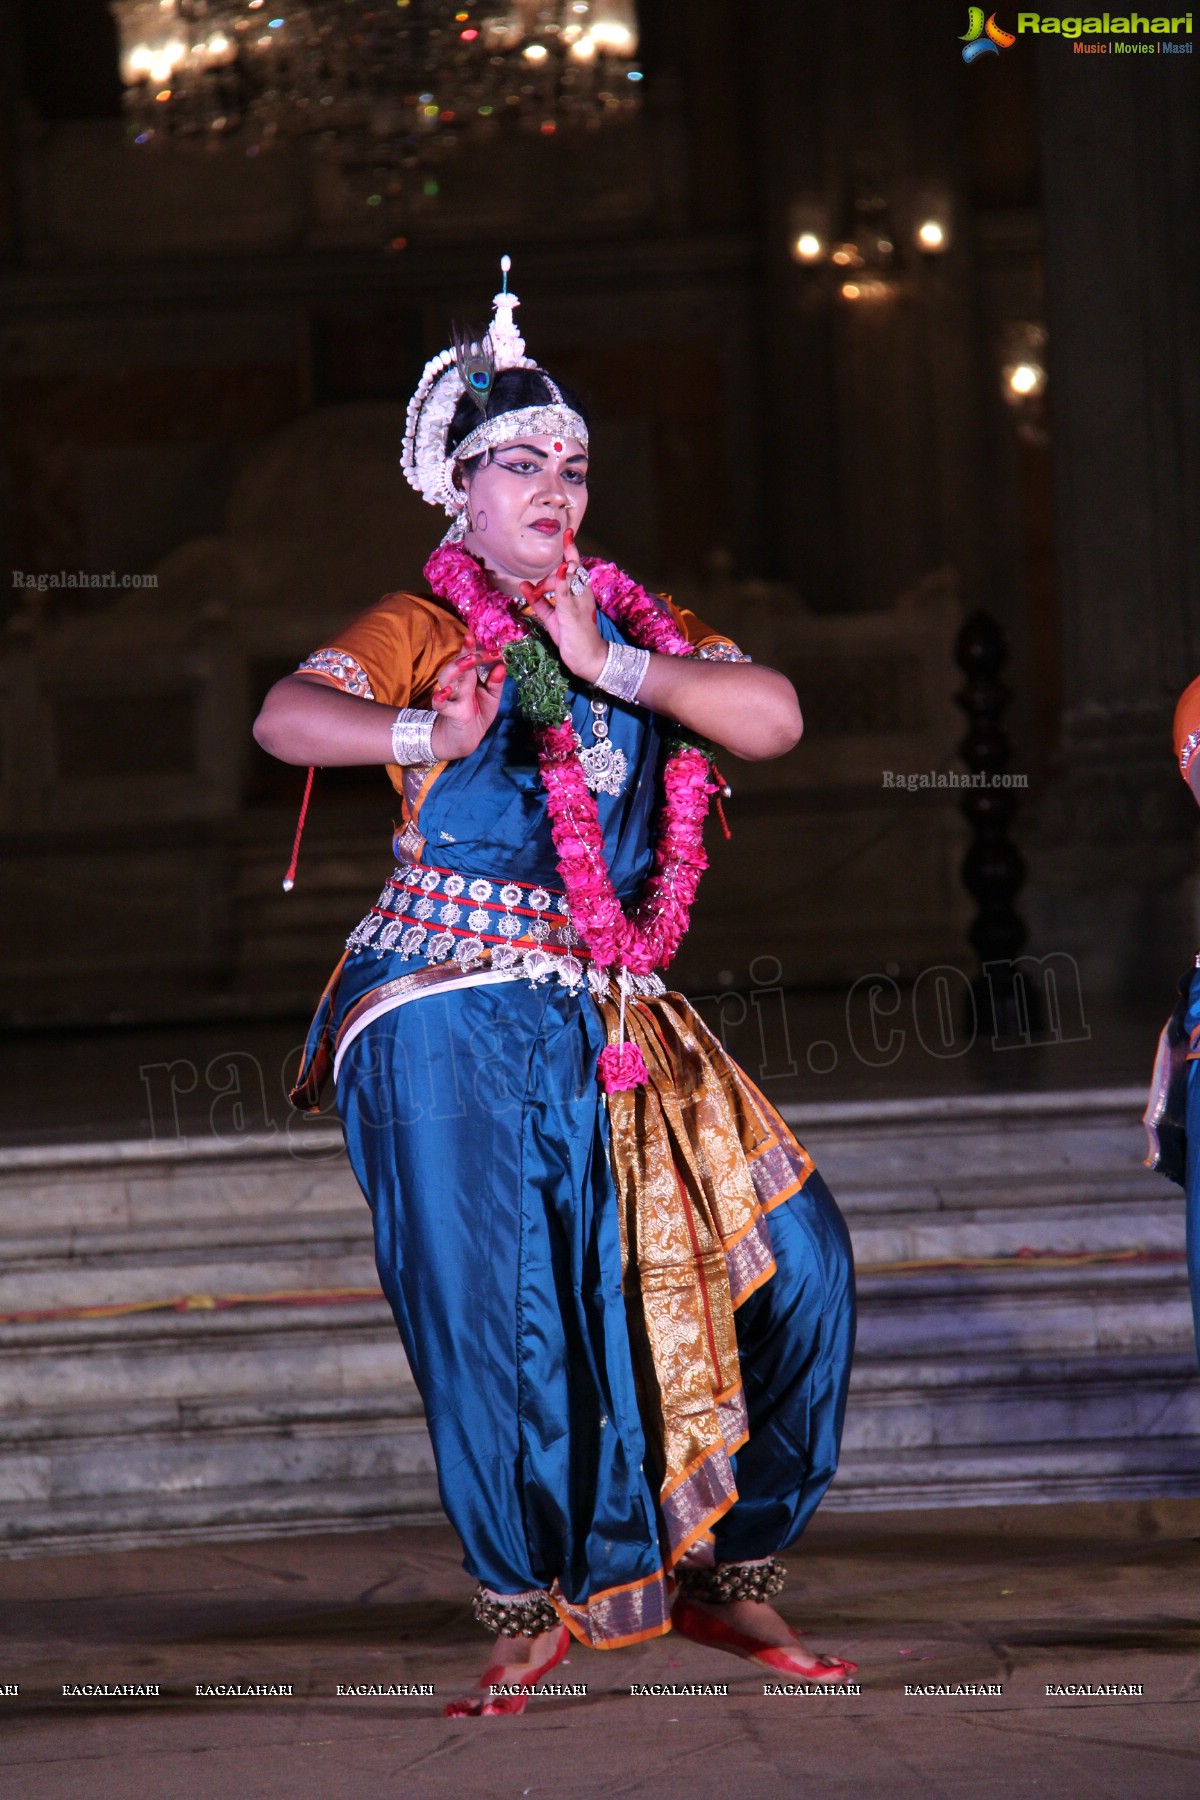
598, 988, 813, 1568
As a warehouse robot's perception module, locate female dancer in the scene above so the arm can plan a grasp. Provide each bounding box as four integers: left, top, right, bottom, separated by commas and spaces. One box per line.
255, 264, 856, 1715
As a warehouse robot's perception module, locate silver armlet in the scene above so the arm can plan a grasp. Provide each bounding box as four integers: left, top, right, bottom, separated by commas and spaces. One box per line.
593, 641, 650, 705
390, 707, 437, 766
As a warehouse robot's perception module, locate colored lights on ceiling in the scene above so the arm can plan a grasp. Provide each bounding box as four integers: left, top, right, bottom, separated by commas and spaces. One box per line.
112, 0, 643, 227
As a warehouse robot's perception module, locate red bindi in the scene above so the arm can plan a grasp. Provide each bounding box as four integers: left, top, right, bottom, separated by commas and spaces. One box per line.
553, 441, 563, 452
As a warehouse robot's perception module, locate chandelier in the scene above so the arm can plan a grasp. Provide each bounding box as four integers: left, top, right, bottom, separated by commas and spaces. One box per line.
109, 1, 642, 220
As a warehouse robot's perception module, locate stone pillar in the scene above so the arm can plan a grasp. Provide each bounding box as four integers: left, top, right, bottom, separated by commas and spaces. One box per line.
1027, 47, 1200, 1000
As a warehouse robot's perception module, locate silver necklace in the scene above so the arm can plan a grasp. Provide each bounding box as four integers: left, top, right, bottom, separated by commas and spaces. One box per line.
576, 699, 628, 797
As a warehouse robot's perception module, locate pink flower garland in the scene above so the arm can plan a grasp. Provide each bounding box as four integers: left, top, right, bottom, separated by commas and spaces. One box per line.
423, 544, 717, 995
424, 545, 695, 661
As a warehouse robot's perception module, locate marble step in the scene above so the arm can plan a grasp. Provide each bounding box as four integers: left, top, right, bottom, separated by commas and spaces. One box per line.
1, 1339, 1195, 1551
783, 1086, 1155, 1209
855, 1262, 1194, 1355
828, 1438, 1200, 1511
4, 1341, 1192, 1468
0, 1166, 1180, 1257
841, 1345, 1200, 1455
2, 1281, 1194, 1432
0, 1472, 440, 1557
0, 1392, 434, 1523
0, 1092, 1175, 1268
1, 1258, 1190, 1402
0, 1300, 403, 1414
0, 1084, 1195, 1552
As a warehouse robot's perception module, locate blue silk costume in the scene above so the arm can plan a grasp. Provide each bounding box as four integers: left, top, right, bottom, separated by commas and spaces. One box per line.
294, 596, 856, 1649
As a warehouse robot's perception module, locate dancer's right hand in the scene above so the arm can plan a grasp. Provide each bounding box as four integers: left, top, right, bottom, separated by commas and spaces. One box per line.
430, 633, 506, 760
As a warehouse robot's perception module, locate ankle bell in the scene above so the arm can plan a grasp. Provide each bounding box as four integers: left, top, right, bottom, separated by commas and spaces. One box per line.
471, 1584, 561, 1637
675, 1557, 787, 1604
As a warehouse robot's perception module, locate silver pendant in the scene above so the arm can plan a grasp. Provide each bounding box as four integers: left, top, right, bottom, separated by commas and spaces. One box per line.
578, 737, 629, 797
576, 698, 628, 797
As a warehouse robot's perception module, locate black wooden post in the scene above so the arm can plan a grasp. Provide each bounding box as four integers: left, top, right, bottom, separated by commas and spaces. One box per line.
955, 609, 1040, 1042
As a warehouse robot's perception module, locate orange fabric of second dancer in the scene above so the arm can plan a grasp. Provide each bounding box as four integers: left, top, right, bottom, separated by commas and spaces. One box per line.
1172, 673, 1200, 776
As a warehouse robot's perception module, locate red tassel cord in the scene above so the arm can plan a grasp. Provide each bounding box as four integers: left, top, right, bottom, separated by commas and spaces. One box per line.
711, 762, 733, 840
282, 765, 315, 892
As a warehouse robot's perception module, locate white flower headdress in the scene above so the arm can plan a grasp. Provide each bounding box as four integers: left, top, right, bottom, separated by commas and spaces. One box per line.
400, 256, 589, 538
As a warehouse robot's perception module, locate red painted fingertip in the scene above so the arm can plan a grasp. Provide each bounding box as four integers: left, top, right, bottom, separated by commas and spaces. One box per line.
564, 527, 575, 548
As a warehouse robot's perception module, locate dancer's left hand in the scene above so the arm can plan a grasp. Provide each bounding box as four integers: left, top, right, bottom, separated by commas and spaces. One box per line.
520, 529, 608, 684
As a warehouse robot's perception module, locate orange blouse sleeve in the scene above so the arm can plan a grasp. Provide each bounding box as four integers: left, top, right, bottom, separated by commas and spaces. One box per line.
662, 598, 751, 662
300, 589, 747, 697
296, 590, 467, 708
1172, 676, 1200, 780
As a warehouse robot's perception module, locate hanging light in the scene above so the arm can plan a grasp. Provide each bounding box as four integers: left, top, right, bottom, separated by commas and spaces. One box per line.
1006, 361, 1044, 398
1001, 324, 1048, 401
1000, 322, 1049, 439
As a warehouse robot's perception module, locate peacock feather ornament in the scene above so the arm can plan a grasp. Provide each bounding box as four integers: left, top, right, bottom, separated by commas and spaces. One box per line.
452, 328, 496, 416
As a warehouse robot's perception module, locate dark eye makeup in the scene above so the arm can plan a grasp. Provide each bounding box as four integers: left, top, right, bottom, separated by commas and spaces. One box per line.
496, 444, 590, 482
495, 456, 588, 485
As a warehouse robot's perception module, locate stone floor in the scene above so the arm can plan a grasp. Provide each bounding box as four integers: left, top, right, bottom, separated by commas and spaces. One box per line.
3, 1500, 1199, 1799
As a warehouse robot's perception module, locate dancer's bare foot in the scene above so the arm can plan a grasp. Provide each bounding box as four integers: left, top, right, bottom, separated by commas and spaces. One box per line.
671, 1594, 856, 1682
443, 1622, 570, 1718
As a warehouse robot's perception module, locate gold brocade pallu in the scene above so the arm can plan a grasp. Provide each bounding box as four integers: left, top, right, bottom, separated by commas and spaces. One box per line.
595, 987, 815, 1570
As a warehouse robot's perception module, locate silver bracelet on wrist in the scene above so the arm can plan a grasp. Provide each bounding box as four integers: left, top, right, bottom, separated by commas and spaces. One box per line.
390, 707, 437, 766
593, 641, 650, 705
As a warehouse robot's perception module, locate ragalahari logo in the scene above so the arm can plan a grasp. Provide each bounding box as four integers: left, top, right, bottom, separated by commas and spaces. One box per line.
961, 8, 1017, 58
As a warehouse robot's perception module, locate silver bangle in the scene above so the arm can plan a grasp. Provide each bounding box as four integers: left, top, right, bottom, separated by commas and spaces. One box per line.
593, 641, 650, 705
390, 707, 437, 766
